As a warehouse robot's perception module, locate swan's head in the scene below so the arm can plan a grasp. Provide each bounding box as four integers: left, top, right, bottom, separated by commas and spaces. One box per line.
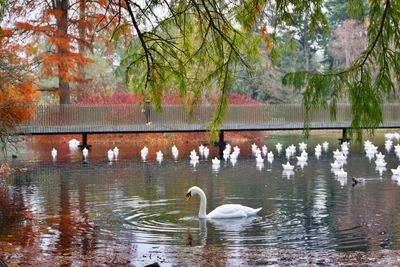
185, 186, 202, 201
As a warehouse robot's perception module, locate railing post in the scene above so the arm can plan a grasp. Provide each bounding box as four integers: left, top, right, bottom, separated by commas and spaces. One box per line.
78, 132, 91, 150
145, 100, 151, 124
339, 128, 350, 144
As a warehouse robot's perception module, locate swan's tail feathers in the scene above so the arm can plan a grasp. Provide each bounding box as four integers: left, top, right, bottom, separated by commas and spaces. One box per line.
252, 207, 262, 215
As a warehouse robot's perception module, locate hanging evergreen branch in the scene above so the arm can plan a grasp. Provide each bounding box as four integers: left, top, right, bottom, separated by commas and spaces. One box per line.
283, 0, 397, 140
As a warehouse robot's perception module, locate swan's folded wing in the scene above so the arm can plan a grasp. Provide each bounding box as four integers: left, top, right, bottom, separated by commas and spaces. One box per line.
207, 204, 261, 219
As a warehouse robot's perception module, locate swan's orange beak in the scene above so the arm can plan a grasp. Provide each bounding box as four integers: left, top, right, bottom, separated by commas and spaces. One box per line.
185, 192, 192, 201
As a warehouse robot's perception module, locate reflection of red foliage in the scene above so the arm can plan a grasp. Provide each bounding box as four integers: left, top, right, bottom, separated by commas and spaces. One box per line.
75, 91, 260, 105
210, 93, 259, 104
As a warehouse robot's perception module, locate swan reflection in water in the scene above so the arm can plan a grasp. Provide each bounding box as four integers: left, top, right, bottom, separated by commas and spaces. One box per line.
282, 170, 294, 179
194, 216, 262, 246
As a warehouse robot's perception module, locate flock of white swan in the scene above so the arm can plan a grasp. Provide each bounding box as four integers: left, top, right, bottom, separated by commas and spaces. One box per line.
48, 132, 400, 219
50, 132, 400, 186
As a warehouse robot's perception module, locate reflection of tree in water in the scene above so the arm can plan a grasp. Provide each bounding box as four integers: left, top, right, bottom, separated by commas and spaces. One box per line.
0, 178, 26, 237
54, 166, 98, 261
0, 170, 42, 250
0, 165, 99, 264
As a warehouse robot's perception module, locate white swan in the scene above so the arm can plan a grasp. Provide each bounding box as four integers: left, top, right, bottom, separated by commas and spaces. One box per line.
107, 149, 114, 162
261, 145, 268, 156
298, 142, 307, 152
391, 166, 400, 176
82, 147, 89, 158
375, 159, 387, 167
275, 143, 282, 153
68, 139, 80, 147
336, 168, 348, 178
141, 146, 148, 158
172, 145, 179, 159
282, 161, 294, 171
322, 141, 329, 152
198, 144, 205, 156
51, 148, 57, 158
212, 157, 220, 165
113, 147, 119, 159
156, 150, 163, 158
203, 147, 210, 159
255, 155, 264, 164
330, 160, 342, 169
190, 154, 199, 161
375, 152, 385, 160
186, 186, 262, 219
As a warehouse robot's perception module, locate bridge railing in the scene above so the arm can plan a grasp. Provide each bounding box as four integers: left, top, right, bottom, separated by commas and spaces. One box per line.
29, 105, 145, 126
22, 103, 400, 130
149, 104, 355, 125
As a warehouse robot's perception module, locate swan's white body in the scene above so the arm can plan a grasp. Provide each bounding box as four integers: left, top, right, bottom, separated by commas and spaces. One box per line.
113, 147, 119, 158
141, 146, 148, 158
296, 156, 307, 162
68, 139, 80, 147
51, 148, 57, 158
330, 160, 342, 169
198, 145, 205, 156
375, 159, 387, 167
322, 141, 329, 151
282, 161, 294, 171
255, 156, 264, 164
107, 149, 114, 161
391, 166, 400, 176
156, 150, 163, 158
82, 148, 89, 158
336, 168, 347, 178
298, 142, 307, 152
190, 154, 199, 161
203, 147, 210, 159
275, 143, 283, 153
186, 186, 262, 219
212, 157, 220, 165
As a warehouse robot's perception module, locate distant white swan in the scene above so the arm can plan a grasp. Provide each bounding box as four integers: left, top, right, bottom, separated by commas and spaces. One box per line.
255, 155, 264, 164
113, 147, 119, 159
107, 149, 114, 161
68, 139, 80, 147
156, 150, 163, 158
212, 157, 220, 165
172, 145, 179, 159
82, 147, 89, 159
336, 168, 347, 178
391, 166, 400, 176
282, 161, 294, 171
275, 143, 282, 153
141, 146, 148, 159
375, 159, 387, 167
186, 186, 262, 219
330, 160, 341, 169
203, 147, 210, 159
51, 148, 57, 158
190, 154, 199, 161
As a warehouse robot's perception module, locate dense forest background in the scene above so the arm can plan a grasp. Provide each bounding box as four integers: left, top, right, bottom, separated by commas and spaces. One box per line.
1, 0, 384, 106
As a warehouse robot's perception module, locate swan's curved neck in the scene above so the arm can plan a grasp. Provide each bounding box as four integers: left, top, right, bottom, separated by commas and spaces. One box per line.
196, 189, 207, 218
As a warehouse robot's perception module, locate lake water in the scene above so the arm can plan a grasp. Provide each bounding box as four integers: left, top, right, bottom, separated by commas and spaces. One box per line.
1, 132, 400, 265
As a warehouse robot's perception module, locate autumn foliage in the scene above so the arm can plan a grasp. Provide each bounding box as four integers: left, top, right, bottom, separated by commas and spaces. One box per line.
0, 82, 38, 130
76, 90, 260, 105
0, 27, 38, 135
7, 0, 129, 104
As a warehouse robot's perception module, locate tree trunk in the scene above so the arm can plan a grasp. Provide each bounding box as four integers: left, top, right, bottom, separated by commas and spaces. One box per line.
76, 0, 87, 101
55, 0, 70, 104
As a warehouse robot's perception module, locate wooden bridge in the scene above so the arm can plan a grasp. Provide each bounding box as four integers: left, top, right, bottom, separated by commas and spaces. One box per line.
17, 103, 400, 148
